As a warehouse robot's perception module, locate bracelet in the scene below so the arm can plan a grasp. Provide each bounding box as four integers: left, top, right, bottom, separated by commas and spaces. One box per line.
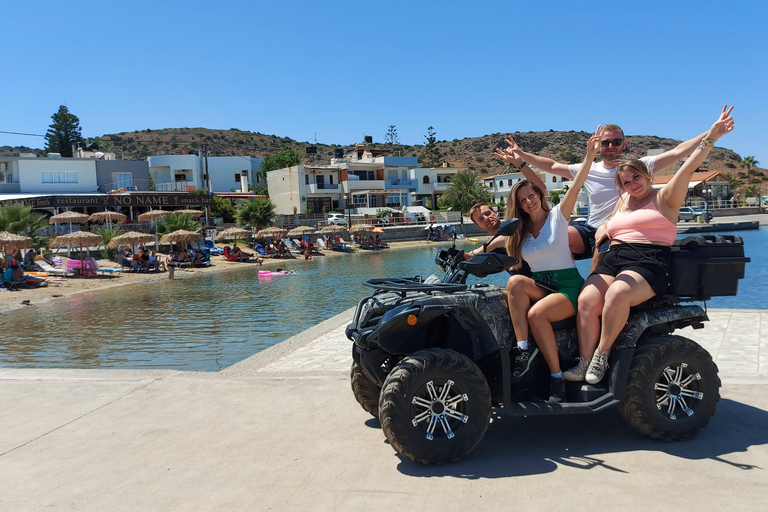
518, 160, 528, 170
698, 137, 715, 151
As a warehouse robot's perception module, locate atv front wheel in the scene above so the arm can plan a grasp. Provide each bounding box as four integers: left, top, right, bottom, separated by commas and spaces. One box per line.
379, 348, 491, 465
351, 362, 381, 418
619, 335, 720, 441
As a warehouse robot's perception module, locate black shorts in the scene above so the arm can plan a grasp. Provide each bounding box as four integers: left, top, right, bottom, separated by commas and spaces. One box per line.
591, 243, 672, 295
572, 222, 597, 260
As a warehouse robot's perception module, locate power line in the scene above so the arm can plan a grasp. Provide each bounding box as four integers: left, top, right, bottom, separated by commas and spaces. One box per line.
0, 130, 45, 137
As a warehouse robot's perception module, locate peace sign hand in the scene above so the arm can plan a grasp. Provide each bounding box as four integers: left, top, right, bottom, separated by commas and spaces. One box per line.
586, 125, 604, 159
708, 105, 735, 141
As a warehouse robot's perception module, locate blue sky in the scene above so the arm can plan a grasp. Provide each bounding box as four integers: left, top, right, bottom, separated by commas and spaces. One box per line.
2, 0, 766, 166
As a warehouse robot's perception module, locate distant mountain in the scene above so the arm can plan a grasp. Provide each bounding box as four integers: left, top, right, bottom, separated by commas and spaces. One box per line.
1, 127, 748, 177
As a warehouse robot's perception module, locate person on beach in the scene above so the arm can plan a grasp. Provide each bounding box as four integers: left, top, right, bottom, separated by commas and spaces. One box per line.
564, 106, 735, 384
500, 123, 712, 266
503, 127, 603, 403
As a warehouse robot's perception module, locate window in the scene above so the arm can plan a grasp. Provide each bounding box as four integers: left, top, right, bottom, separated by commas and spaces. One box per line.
422, 176, 430, 184
351, 170, 375, 180
175, 174, 186, 182
235, 173, 241, 182
41, 171, 77, 183
552, 176, 557, 183
305, 175, 309, 185
329, 175, 334, 185
114, 172, 132, 188
508, 179, 512, 186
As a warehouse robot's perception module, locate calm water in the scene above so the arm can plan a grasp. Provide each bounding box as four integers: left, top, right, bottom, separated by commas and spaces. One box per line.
0, 229, 765, 371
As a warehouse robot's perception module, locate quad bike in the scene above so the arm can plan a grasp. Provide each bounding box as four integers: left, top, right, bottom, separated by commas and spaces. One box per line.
346, 219, 750, 465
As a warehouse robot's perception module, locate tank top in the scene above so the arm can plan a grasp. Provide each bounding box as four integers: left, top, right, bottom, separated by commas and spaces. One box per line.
607, 197, 677, 245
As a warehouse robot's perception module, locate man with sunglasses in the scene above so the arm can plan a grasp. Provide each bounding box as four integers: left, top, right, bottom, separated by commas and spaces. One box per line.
501, 125, 707, 265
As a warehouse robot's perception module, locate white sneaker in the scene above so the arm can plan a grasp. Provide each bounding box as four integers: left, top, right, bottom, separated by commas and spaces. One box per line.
563, 357, 592, 382
585, 348, 610, 384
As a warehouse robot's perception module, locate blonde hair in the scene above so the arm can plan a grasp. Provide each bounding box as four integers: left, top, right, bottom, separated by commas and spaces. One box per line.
603, 124, 625, 138
504, 180, 550, 269
615, 159, 652, 191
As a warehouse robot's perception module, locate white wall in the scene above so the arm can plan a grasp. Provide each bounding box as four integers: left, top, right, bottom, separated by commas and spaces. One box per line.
207, 156, 262, 193
17, 158, 98, 193
266, 166, 304, 215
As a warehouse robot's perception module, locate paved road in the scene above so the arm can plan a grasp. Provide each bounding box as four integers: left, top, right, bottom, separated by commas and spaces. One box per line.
1, 307, 767, 511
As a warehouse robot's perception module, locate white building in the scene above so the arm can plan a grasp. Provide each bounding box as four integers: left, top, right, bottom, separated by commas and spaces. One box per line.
267, 143, 461, 215
1, 155, 98, 195
147, 154, 263, 193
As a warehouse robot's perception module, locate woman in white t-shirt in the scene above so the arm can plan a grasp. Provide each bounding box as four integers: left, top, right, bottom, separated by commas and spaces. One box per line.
503, 127, 602, 403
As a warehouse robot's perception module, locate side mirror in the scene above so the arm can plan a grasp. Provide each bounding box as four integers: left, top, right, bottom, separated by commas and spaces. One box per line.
496, 218, 520, 237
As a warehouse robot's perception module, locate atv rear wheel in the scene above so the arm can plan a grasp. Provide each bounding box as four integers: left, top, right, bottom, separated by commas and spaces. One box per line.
619, 335, 720, 441
351, 362, 381, 418
379, 348, 491, 465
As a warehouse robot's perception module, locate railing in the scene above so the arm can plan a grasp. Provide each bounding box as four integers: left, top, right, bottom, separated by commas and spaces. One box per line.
100, 179, 196, 193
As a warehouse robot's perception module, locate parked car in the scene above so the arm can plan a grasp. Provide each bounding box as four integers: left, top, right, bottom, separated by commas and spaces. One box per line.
678, 206, 711, 222
326, 213, 346, 225
691, 207, 713, 223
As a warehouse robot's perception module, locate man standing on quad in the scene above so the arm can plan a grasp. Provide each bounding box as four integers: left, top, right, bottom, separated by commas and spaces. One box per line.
498, 125, 709, 266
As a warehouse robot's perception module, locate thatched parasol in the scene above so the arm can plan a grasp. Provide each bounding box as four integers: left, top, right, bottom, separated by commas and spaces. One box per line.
89, 211, 127, 226
107, 231, 155, 250
160, 229, 203, 252
287, 226, 316, 237
256, 227, 288, 239
51, 231, 104, 273
175, 209, 204, 219
49, 211, 89, 236
49, 211, 89, 225
215, 227, 252, 248
319, 225, 349, 234
137, 210, 173, 222
349, 223, 374, 233
0, 231, 33, 270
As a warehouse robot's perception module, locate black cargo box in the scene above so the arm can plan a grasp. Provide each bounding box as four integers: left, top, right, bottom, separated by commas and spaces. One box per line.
668, 235, 750, 300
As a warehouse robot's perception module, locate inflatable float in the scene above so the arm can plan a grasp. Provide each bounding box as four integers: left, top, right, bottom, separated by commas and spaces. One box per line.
258, 269, 296, 278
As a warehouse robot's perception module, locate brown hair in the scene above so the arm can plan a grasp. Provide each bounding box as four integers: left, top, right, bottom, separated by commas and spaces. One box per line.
504, 180, 550, 269
614, 159, 652, 191
602, 124, 625, 138
469, 202, 489, 226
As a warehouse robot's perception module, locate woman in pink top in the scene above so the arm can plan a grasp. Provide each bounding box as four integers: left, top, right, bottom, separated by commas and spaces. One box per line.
563, 106, 735, 384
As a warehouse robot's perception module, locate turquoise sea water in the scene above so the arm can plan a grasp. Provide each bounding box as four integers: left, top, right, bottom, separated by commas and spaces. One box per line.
0, 228, 765, 371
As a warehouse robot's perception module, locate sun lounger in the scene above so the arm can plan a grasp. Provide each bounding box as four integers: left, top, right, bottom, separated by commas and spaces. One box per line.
37, 259, 74, 277
85, 257, 122, 277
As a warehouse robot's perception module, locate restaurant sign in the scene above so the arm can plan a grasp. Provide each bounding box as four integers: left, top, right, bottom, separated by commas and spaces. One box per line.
2, 193, 213, 208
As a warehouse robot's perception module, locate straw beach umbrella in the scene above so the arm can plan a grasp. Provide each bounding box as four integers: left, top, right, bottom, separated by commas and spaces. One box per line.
51, 231, 103, 273
49, 211, 89, 234
137, 210, 173, 222
89, 211, 127, 227
107, 231, 155, 250
319, 225, 349, 234
160, 229, 203, 253
256, 227, 287, 239
215, 227, 252, 248
175, 209, 204, 219
0, 231, 33, 270
287, 226, 316, 238
349, 223, 374, 233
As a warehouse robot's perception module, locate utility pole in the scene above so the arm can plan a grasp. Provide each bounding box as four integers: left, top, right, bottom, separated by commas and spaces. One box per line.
203, 143, 211, 229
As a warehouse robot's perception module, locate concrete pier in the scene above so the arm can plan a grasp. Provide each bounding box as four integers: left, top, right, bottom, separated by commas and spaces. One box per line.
1, 308, 767, 511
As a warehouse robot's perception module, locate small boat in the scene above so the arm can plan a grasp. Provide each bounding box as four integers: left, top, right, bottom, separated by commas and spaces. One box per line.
468, 238, 479, 243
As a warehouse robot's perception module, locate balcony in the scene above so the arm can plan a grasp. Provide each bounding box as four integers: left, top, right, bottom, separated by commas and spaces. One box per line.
432, 182, 451, 191
343, 179, 385, 193
307, 183, 340, 194
385, 179, 417, 190
100, 179, 197, 193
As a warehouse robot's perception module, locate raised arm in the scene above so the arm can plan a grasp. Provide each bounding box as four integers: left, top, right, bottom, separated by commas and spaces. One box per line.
501, 136, 573, 178
560, 126, 603, 220
494, 144, 548, 192
653, 130, 710, 171
659, 105, 734, 212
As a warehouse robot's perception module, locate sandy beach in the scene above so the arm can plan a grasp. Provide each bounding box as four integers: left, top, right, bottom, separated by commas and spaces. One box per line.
0, 239, 449, 316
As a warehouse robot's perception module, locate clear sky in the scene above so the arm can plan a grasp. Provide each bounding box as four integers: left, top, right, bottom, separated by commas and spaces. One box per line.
2, 0, 766, 166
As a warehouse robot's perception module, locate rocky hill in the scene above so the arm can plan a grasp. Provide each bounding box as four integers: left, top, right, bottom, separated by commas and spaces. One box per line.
1, 127, 751, 178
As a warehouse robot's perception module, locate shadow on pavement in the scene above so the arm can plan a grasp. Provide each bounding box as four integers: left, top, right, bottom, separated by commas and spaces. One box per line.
395, 398, 768, 477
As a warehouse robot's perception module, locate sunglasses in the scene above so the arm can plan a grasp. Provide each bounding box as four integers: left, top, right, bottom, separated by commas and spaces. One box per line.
601, 138, 624, 148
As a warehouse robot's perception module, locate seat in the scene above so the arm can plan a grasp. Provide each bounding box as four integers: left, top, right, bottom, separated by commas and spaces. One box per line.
85, 257, 122, 277
204, 240, 224, 255
116, 253, 142, 272
2, 268, 26, 290
37, 259, 74, 277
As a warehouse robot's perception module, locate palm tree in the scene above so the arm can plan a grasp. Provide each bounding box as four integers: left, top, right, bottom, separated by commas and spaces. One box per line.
0, 202, 49, 246
441, 171, 492, 235
739, 156, 760, 193
155, 212, 202, 236
95, 225, 123, 260
236, 197, 276, 231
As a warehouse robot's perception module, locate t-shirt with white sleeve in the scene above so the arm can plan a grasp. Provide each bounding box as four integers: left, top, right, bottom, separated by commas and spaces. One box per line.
521, 204, 575, 273
568, 156, 656, 228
